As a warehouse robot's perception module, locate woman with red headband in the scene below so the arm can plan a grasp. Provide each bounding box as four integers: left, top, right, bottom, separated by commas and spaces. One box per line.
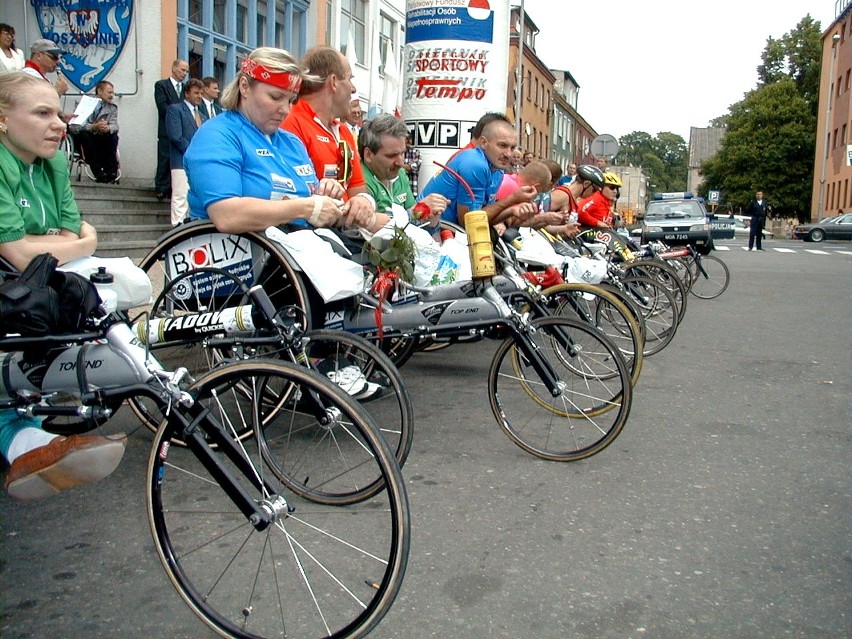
185, 47, 346, 233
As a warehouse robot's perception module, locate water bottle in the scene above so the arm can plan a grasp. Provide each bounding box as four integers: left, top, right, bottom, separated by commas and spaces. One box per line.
464, 210, 496, 278
90, 266, 118, 314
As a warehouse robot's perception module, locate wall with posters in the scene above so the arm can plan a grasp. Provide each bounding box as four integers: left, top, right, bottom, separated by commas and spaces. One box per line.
403, 0, 510, 185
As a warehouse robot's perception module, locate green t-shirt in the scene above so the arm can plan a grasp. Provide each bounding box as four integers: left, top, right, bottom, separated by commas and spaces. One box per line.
0, 143, 81, 244
362, 164, 415, 214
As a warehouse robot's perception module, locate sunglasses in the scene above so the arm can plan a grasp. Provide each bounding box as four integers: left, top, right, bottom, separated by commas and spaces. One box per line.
338, 139, 353, 185
46, 53, 60, 61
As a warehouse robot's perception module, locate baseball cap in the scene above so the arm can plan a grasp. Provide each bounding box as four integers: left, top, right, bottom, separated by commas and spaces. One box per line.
30, 39, 64, 56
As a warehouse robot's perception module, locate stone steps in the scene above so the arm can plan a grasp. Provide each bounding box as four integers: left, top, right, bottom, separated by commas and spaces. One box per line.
71, 182, 171, 259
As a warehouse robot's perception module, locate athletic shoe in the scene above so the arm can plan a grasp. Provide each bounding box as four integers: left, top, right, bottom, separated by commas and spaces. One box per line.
4, 434, 126, 501
316, 356, 383, 401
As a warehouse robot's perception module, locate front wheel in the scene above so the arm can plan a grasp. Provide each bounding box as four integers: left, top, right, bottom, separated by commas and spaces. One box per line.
488, 316, 632, 462
147, 360, 409, 639
689, 255, 730, 299
809, 229, 825, 242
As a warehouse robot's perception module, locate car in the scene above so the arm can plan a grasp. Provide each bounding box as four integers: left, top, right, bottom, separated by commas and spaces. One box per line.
793, 213, 852, 242
708, 214, 736, 240
639, 192, 714, 253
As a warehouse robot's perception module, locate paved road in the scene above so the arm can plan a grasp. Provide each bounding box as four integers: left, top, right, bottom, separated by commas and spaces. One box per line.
2, 240, 850, 638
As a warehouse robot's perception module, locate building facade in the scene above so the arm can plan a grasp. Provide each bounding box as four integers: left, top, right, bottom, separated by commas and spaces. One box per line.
810, 1, 852, 220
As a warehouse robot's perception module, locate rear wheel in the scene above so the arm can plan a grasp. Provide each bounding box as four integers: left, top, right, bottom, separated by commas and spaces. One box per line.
688, 255, 730, 299
809, 228, 825, 242
147, 359, 409, 639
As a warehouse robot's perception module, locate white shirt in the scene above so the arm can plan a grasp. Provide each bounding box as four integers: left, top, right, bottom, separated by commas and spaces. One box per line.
0, 47, 24, 74
202, 97, 216, 117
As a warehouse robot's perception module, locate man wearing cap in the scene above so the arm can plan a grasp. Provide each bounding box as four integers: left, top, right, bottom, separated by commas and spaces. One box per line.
23, 39, 68, 96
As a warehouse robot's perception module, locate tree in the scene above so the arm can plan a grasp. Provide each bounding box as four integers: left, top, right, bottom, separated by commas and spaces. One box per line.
699, 79, 815, 218
698, 14, 822, 220
614, 131, 688, 192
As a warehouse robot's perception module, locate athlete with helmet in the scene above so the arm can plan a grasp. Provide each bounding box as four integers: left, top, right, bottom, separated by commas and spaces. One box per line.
577, 170, 621, 229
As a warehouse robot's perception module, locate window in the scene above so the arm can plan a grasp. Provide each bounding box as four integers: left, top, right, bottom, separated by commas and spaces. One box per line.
179, 0, 309, 82
340, 0, 367, 62
378, 13, 399, 75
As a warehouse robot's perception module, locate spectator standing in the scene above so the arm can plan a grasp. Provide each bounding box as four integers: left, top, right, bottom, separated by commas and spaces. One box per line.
166, 78, 206, 226
744, 189, 771, 251
557, 162, 577, 186
402, 131, 422, 197
0, 24, 24, 74
596, 156, 608, 172
68, 80, 120, 183
153, 59, 189, 200
0, 72, 123, 500
345, 99, 362, 138
199, 76, 222, 119
23, 39, 68, 97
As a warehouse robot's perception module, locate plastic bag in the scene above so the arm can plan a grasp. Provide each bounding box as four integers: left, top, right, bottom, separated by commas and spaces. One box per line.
60, 256, 152, 310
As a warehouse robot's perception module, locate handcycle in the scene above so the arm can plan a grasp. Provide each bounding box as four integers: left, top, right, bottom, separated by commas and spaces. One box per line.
138, 220, 635, 462
0, 282, 410, 639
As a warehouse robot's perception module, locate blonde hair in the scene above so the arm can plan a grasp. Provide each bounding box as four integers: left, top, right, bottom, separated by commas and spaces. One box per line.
220, 47, 305, 110
0, 72, 49, 114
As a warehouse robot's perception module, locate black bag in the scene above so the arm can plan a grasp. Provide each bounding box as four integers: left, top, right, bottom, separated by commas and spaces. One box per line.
0, 253, 101, 337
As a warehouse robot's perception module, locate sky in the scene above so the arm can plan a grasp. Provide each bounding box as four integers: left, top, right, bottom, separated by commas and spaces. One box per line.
519, 0, 838, 142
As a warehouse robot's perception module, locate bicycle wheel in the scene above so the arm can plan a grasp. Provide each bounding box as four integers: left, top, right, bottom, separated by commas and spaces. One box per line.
621, 259, 688, 325
539, 282, 645, 387
147, 360, 409, 639
688, 255, 730, 299
301, 329, 414, 469
612, 275, 679, 357
488, 316, 632, 462
137, 220, 311, 328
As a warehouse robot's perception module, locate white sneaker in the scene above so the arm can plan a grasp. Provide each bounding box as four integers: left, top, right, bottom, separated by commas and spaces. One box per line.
325, 364, 369, 397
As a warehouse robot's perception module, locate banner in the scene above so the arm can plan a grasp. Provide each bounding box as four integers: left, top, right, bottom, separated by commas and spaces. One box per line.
32, 0, 134, 92
403, 0, 510, 185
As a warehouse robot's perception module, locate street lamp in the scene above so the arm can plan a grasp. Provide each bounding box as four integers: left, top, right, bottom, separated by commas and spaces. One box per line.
818, 32, 841, 219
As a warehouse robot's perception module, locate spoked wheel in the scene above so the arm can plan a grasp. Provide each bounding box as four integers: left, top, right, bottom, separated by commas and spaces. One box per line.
539, 282, 645, 387
147, 360, 409, 639
610, 275, 679, 357
621, 260, 688, 325
301, 329, 414, 470
128, 266, 255, 434
688, 255, 730, 299
488, 316, 632, 462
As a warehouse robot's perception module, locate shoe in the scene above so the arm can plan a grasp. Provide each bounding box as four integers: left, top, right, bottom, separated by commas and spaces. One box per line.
156, 192, 166, 200
4, 434, 126, 501
757, 248, 765, 251
316, 357, 382, 400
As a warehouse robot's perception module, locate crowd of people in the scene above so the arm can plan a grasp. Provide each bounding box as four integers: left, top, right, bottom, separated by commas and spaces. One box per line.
0, 39, 661, 501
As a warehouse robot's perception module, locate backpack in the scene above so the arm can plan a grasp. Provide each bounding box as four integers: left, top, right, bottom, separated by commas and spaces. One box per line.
0, 253, 101, 337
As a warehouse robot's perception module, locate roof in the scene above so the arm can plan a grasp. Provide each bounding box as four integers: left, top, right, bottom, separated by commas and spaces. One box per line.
688, 127, 725, 167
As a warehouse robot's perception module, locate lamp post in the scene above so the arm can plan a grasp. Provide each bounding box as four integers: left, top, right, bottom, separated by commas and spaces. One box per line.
818, 33, 841, 219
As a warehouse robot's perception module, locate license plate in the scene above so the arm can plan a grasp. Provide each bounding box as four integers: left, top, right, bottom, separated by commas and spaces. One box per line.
664, 233, 689, 241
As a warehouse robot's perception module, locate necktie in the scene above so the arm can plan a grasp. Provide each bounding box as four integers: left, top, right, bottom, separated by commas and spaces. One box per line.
175, 81, 182, 97
194, 106, 202, 127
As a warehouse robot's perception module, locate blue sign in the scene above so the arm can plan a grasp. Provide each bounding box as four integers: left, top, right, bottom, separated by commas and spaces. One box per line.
32, 0, 134, 92
407, 0, 494, 44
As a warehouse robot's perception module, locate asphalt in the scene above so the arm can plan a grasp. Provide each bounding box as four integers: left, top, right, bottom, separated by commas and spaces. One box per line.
1, 238, 850, 639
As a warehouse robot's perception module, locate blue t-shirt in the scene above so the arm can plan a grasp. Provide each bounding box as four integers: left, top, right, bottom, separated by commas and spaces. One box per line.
418, 146, 502, 224
185, 110, 318, 224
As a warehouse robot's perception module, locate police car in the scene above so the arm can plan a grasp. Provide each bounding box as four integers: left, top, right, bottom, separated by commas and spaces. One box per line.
639, 192, 714, 253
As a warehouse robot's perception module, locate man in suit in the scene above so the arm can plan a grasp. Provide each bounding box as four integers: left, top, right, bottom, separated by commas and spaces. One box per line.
166, 78, 206, 226
154, 59, 189, 200
200, 77, 222, 119
745, 189, 771, 251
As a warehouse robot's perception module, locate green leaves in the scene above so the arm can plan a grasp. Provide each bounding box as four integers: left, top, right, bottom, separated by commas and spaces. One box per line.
363, 225, 416, 283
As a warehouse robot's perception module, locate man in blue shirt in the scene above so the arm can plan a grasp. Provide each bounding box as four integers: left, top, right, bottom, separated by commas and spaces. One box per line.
418, 114, 536, 226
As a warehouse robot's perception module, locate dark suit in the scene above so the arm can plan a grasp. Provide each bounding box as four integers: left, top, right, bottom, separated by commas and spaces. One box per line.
154, 78, 182, 195
165, 101, 205, 169
745, 198, 770, 250
199, 99, 222, 119
165, 101, 205, 225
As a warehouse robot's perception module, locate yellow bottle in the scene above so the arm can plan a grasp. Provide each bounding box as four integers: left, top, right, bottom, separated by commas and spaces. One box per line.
464, 210, 496, 278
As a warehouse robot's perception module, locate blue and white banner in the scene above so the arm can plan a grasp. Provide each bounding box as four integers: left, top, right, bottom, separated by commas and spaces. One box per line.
32, 0, 133, 92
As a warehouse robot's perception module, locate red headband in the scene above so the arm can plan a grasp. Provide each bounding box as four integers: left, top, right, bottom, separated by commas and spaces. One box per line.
241, 57, 302, 92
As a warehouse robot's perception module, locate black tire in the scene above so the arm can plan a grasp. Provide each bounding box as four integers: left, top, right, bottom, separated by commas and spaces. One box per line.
621, 259, 688, 325
136, 220, 312, 329
488, 316, 632, 462
688, 255, 730, 299
614, 275, 679, 357
147, 360, 409, 639
809, 228, 825, 242
539, 282, 645, 387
